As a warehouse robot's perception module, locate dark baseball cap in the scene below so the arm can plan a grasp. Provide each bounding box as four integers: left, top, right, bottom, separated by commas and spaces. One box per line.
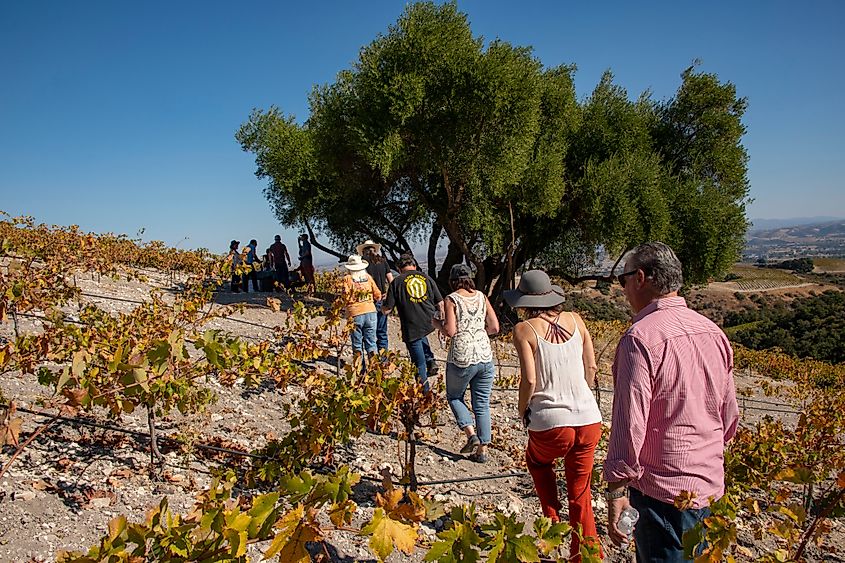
450, 263, 472, 280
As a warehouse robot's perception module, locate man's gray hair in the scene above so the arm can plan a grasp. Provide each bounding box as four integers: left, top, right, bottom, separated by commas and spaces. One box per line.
626, 242, 683, 294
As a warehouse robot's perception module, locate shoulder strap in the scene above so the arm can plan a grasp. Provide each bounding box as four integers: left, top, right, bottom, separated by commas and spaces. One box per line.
524, 320, 541, 338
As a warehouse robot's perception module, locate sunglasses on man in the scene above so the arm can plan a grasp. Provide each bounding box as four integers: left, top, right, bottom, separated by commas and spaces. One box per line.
616, 269, 638, 288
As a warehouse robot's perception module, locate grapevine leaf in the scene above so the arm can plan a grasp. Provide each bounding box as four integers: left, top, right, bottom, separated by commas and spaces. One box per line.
55, 367, 71, 395
422, 495, 447, 521
71, 350, 86, 377
0, 416, 22, 446
228, 512, 253, 533
328, 499, 357, 527
224, 528, 248, 558
247, 491, 280, 537
361, 507, 417, 561
512, 535, 539, 562
774, 466, 814, 484
423, 539, 454, 561
131, 368, 150, 393
376, 488, 404, 512
108, 515, 127, 542
263, 505, 320, 562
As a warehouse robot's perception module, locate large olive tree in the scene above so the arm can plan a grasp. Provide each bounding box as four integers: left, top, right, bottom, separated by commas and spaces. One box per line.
237, 2, 750, 294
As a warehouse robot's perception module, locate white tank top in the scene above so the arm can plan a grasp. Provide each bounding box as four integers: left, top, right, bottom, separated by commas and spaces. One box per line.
525, 313, 602, 430
446, 291, 493, 367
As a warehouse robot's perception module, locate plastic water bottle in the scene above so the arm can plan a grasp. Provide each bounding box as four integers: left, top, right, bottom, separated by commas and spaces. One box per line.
617, 507, 639, 542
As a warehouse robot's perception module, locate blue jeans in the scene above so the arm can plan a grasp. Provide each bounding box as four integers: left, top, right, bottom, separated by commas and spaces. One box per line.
446, 361, 494, 444
375, 300, 389, 352
350, 312, 377, 354
405, 336, 434, 390
630, 487, 711, 562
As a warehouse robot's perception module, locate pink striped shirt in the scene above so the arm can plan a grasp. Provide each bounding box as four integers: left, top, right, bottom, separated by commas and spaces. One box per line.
604, 297, 739, 508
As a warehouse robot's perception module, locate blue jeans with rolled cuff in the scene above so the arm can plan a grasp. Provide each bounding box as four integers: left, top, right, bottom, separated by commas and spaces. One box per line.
445, 361, 494, 444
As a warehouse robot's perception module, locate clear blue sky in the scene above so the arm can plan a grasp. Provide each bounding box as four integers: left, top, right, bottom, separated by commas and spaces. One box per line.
1, 1, 843, 263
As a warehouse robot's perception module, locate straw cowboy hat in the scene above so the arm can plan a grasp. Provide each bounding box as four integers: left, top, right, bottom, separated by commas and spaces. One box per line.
503, 270, 566, 308
343, 254, 369, 271
356, 239, 382, 255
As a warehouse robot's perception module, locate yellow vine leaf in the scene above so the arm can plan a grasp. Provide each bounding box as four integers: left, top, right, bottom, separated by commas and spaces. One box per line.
264, 505, 321, 562
107, 515, 127, 542
328, 500, 357, 527
361, 507, 417, 561
0, 415, 22, 446
376, 488, 404, 512
223, 528, 248, 558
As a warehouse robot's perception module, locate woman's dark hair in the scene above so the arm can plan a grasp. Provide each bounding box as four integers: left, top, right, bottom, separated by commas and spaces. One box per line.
450, 277, 476, 292
524, 302, 566, 319
364, 247, 385, 264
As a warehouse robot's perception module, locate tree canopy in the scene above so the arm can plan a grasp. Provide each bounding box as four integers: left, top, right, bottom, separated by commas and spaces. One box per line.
237, 1, 750, 295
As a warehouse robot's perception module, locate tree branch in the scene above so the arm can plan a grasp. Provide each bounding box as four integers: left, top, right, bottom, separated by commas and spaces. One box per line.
304, 222, 346, 262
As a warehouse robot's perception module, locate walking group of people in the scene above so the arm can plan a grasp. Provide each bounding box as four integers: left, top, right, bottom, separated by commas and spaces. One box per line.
340, 240, 739, 562
227, 235, 315, 294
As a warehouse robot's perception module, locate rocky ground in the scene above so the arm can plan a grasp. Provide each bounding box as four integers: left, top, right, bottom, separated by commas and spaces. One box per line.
0, 271, 840, 562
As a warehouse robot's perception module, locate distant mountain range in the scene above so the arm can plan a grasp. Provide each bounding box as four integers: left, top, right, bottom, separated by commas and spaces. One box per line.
749, 217, 844, 232
743, 218, 845, 260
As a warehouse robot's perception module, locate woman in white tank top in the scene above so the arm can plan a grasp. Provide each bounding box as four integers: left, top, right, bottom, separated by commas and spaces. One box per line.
504, 270, 603, 561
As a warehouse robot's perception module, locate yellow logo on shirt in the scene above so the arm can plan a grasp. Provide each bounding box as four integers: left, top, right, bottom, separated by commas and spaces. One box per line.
404, 274, 428, 303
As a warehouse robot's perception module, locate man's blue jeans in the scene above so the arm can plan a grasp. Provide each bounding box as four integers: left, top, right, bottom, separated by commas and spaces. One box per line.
445, 361, 494, 444
375, 300, 389, 352
630, 487, 711, 562
405, 336, 434, 390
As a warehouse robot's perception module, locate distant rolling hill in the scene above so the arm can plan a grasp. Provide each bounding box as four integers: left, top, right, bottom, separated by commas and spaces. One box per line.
743, 219, 845, 260
749, 216, 843, 232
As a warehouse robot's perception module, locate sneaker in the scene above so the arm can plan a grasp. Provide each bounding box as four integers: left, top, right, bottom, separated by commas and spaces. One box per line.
468, 451, 488, 463
460, 434, 480, 454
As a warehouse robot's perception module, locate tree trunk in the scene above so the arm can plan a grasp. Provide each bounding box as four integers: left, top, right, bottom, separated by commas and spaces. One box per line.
435, 240, 464, 291
439, 220, 486, 291
426, 222, 442, 278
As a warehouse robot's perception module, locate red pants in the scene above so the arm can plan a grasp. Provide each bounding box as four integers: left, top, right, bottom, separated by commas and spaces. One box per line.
526, 422, 602, 560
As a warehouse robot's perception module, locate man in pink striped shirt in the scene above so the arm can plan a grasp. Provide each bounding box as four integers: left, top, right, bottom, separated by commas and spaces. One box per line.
604, 242, 739, 561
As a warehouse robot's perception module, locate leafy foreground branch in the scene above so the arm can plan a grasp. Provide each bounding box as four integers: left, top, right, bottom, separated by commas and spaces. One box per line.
681, 382, 845, 562
58, 468, 602, 563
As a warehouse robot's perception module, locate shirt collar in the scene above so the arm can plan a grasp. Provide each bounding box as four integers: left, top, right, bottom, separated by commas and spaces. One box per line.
632, 295, 687, 323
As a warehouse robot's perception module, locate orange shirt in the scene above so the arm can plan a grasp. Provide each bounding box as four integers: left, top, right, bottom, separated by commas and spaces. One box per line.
342, 272, 382, 317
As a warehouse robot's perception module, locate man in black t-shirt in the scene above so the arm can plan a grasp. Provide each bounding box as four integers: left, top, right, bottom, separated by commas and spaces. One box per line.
383, 253, 442, 389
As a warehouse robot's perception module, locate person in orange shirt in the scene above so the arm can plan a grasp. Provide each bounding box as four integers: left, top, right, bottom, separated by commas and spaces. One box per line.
340, 254, 382, 370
